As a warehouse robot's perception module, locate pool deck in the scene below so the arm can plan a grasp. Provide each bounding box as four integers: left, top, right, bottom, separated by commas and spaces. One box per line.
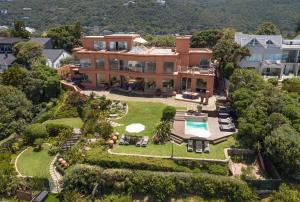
171, 115, 234, 143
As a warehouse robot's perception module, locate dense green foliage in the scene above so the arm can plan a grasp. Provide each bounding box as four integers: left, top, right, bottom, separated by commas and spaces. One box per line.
161, 106, 176, 121
9, 20, 30, 38
1, 0, 300, 34
154, 121, 171, 144
0, 85, 32, 140
63, 165, 256, 201
23, 123, 48, 144
230, 69, 300, 177
271, 184, 300, 202
191, 29, 223, 49
2, 65, 61, 104
144, 35, 176, 47
255, 21, 280, 35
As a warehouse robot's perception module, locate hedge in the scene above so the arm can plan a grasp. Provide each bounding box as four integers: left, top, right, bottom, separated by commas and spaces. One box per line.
45, 123, 73, 137
63, 165, 256, 202
85, 148, 229, 175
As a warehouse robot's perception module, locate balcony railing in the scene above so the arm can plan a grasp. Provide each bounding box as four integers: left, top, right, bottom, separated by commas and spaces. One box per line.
177, 66, 215, 75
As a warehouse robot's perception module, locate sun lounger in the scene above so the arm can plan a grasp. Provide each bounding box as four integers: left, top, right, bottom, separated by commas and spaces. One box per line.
141, 136, 149, 147
204, 141, 210, 153
218, 117, 233, 124
195, 140, 202, 153
219, 123, 236, 132
218, 112, 230, 118
218, 106, 231, 113
119, 134, 125, 145
136, 138, 143, 147
124, 136, 131, 145
187, 140, 193, 152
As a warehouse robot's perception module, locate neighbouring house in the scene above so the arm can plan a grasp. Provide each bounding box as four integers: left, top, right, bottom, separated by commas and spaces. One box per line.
235, 33, 300, 79
0, 53, 15, 72
59, 33, 215, 98
0, 37, 71, 70
43, 49, 71, 69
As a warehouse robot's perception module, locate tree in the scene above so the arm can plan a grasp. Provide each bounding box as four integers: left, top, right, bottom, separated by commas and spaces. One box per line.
161, 106, 176, 121
47, 22, 82, 52
255, 21, 280, 35
191, 29, 223, 49
13, 41, 45, 67
1, 64, 28, 89
268, 113, 290, 130
34, 138, 43, 151
144, 35, 176, 47
0, 85, 32, 140
265, 124, 300, 176
9, 20, 30, 38
154, 121, 171, 144
231, 87, 257, 117
282, 77, 300, 93
95, 120, 113, 140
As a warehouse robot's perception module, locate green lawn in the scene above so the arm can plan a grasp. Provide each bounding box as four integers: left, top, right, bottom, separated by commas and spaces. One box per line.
113, 137, 235, 160
16, 144, 53, 178
112, 101, 235, 160
44, 117, 83, 128
45, 194, 60, 202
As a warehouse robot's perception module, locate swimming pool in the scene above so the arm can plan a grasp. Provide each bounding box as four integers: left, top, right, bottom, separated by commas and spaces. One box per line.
185, 120, 210, 138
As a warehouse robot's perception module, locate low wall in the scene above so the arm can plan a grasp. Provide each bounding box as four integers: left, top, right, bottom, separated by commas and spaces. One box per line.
60, 81, 81, 92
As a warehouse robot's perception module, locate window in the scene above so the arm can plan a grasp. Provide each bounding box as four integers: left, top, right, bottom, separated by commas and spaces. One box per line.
145, 62, 156, 73
109, 42, 116, 50
246, 54, 263, 62
93, 41, 106, 50
110, 59, 119, 70
96, 74, 105, 85
109, 41, 128, 51
264, 54, 282, 61
266, 40, 274, 45
196, 79, 207, 92
200, 59, 210, 68
96, 58, 105, 69
80, 59, 91, 68
248, 39, 261, 46
83, 74, 91, 82
162, 79, 174, 92
163, 62, 175, 73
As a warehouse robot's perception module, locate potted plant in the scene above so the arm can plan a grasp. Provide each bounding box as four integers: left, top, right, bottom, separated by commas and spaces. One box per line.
197, 104, 203, 113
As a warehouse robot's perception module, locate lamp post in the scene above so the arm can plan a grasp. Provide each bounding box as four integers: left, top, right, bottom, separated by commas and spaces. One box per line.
171, 140, 174, 159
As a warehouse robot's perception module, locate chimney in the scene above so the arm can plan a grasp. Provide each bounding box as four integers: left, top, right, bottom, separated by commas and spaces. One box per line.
176, 36, 191, 54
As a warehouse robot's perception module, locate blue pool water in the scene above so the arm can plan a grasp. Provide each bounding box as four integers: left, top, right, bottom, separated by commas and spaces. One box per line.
185, 120, 210, 137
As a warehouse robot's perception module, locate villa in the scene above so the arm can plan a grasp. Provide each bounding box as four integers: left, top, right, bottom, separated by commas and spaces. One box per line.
59, 34, 215, 99
235, 33, 300, 79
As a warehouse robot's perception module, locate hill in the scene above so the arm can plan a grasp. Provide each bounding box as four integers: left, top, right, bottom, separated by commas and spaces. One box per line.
0, 0, 299, 34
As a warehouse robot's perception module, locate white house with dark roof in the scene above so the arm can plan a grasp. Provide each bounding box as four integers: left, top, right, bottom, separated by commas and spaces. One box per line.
43, 49, 71, 69
235, 33, 300, 78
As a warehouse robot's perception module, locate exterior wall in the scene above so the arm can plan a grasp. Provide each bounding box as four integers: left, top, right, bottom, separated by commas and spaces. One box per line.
71, 34, 215, 96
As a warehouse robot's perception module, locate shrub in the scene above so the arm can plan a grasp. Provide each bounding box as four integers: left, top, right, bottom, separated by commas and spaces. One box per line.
95, 120, 113, 140
268, 78, 278, 86
23, 123, 48, 144
63, 165, 256, 201
55, 163, 65, 176
45, 123, 72, 136
161, 106, 176, 121
48, 146, 59, 156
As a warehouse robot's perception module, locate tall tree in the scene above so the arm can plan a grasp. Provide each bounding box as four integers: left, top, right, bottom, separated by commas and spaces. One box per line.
255, 21, 280, 35
13, 41, 45, 67
191, 29, 223, 49
9, 20, 30, 38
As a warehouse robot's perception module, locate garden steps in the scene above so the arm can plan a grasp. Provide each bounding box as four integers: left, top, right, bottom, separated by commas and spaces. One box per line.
60, 128, 82, 151
49, 154, 62, 193
170, 134, 184, 144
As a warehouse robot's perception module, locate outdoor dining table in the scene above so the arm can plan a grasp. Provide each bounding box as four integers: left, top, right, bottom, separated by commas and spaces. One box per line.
183, 91, 199, 100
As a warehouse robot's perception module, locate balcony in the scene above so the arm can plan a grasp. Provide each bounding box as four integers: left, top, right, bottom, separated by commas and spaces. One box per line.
177, 66, 215, 75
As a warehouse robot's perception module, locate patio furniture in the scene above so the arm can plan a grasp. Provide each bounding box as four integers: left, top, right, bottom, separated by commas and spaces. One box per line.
187, 140, 193, 152
218, 112, 230, 118
195, 140, 203, 153
124, 136, 131, 145
218, 106, 231, 113
141, 136, 149, 147
136, 138, 143, 147
219, 123, 236, 132
118, 134, 125, 145
204, 141, 210, 153
218, 117, 233, 124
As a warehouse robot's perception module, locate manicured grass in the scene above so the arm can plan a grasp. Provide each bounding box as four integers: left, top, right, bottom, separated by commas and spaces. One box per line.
45, 194, 59, 202
44, 117, 83, 128
113, 137, 235, 160
115, 101, 184, 137
112, 101, 235, 160
16, 144, 53, 178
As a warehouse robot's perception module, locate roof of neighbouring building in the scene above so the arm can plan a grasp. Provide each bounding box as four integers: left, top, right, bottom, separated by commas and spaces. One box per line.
29, 37, 51, 46
43, 49, 67, 63
0, 37, 23, 44
0, 54, 16, 65
235, 32, 282, 48
294, 34, 300, 40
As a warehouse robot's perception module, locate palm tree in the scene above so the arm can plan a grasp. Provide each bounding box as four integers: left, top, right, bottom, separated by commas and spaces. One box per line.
155, 121, 171, 144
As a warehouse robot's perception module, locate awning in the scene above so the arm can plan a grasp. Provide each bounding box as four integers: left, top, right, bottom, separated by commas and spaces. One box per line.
134, 37, 148, 44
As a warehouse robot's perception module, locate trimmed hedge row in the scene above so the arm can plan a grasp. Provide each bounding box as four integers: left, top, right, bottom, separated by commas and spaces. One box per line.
85, 148, 229, 175
63, 165, 256, 202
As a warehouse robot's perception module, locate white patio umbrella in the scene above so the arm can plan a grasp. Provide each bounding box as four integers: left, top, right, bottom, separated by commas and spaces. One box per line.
126, 123, 145, 134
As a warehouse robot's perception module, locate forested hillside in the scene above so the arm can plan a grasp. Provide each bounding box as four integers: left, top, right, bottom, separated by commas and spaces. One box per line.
0, 0, 299, 34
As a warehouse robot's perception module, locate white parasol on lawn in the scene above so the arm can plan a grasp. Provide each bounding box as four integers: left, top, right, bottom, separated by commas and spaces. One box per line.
126, 123, 145, 133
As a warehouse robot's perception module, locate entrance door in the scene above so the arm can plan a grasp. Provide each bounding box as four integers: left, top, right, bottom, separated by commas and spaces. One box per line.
181, 77, 192, 91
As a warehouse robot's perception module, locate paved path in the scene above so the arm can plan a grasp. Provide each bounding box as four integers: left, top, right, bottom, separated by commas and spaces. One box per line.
49, 154, 63, 193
